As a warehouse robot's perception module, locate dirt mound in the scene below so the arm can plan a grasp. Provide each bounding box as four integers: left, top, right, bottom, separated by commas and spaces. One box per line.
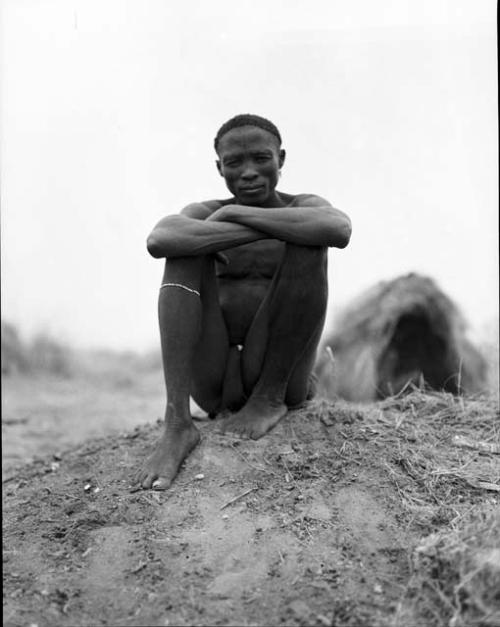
3, 392, 499, 627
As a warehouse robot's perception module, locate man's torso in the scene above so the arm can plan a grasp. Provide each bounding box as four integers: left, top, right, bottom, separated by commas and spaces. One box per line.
206, 192, 298, 344
216, 238, 285, 343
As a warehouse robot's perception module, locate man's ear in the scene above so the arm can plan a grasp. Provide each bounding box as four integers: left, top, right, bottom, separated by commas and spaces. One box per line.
216, 160, 223, 177
278, 149, 286, 169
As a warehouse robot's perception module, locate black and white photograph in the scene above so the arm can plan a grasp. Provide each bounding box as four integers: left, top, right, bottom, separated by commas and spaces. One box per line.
2, 1, 498, 625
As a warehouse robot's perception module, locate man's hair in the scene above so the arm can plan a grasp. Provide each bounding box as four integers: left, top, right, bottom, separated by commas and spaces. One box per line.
214, 114, 282, 152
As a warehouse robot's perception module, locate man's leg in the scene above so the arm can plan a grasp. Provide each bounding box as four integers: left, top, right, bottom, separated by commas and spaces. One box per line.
284, 315, 325, 407
219, 244, 328, 439
134, 255, 231, 489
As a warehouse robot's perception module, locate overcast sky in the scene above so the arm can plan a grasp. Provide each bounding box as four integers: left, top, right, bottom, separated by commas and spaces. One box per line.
1, 0, 498, 350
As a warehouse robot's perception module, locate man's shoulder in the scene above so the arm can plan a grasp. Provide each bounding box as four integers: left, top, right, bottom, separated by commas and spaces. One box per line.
285, 193, 332, 208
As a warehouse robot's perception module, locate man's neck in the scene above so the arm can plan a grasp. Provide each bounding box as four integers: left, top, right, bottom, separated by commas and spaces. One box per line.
235, 190, 286, 208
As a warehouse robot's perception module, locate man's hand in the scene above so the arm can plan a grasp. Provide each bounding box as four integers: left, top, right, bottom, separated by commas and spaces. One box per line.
214, 251, 229, 265
205, 207, 240, 263
206, 206, 235, 223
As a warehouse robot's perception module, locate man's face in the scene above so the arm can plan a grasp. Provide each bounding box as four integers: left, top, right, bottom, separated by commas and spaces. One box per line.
216, 126, 285, 205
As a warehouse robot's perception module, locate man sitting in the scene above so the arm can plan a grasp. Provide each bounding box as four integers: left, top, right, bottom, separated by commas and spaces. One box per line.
135, 114, 352, 490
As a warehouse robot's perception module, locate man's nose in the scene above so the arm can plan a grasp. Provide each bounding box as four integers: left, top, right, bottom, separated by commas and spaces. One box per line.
241, 165, 258, 180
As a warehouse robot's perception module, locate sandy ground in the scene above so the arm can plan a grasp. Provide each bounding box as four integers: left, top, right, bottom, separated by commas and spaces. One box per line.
2, 371, 165, 467
2, 373, 499, 627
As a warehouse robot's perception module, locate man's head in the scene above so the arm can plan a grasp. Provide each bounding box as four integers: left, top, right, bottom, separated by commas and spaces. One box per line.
214, 114, 282, 152
214, 114, 286, 205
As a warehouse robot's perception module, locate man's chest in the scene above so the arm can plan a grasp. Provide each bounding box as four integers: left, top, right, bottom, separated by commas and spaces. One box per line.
216, 239, 285, 280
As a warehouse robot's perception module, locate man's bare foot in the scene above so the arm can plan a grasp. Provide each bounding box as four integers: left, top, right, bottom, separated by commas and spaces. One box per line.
133, 423, 200, 490
219, 397, 287, 439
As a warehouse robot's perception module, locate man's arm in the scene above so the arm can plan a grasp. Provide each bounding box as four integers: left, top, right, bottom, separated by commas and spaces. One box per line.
208, 195, 352, 248
146, 202, 269, 259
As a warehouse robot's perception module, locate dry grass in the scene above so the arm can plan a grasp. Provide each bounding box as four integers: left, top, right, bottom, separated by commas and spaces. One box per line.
386, 392, 500, 627
376, 391, 499, 514
401, 505, 500, 627
315, 388, 500, 627
317, 389, 499, 503
480, 334, 500, 401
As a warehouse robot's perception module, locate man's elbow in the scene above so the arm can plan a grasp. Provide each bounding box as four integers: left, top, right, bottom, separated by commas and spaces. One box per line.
146, 232, 165, 258
329, 218, 352, 249
338, 219, 352, 248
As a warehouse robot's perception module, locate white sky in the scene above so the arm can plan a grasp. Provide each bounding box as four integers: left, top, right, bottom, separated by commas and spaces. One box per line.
1, 0, 498, 350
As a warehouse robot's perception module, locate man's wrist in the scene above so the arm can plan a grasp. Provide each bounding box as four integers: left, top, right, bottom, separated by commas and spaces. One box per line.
216, 204, 243, 223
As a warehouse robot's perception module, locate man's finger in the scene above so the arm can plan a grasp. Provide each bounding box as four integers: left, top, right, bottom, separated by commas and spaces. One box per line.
214, 252, 229, 265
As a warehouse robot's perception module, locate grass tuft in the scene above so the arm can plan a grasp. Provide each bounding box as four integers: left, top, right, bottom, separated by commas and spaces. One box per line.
308, 389, 499, 626
399, 505, 500, 627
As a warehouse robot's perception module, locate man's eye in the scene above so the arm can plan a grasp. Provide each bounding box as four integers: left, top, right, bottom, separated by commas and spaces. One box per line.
255, 156, 270, 163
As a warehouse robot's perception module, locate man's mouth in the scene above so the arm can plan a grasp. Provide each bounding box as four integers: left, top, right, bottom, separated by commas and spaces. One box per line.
239, 185, 264, 194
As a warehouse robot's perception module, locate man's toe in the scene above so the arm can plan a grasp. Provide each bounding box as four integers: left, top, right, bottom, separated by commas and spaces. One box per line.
233, 425, 250, 439
152, 477, 171, 490
141, 474, 156, 489
132, 470, 145, 486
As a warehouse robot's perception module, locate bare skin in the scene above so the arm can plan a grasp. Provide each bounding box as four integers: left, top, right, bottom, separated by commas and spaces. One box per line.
134, 124, 351, 489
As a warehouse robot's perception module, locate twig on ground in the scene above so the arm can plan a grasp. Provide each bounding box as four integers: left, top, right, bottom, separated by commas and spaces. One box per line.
130, 561, 148, 574
2, 476, 18, 485
141, 494, 161, 506
430, 469, 500, 492
452, 435, 500, 455
280, 456, 302, 493
464, 479, 500, 492
229, 444, 273, 475
220, 487, 258, 510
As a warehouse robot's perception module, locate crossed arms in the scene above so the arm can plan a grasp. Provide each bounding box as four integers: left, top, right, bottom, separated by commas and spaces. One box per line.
146, 194, 352, 259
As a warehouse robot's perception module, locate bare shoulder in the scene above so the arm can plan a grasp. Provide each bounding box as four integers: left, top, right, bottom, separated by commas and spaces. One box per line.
180, 198, 233, 220
289, 193, 334, 208
288, 193, 351, 224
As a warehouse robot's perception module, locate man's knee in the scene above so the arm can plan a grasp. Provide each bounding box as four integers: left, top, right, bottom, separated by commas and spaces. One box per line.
278, 245, 328, 315
282, 244, 328, 288
162, 255, 206, 283
284, 243, 327, 267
